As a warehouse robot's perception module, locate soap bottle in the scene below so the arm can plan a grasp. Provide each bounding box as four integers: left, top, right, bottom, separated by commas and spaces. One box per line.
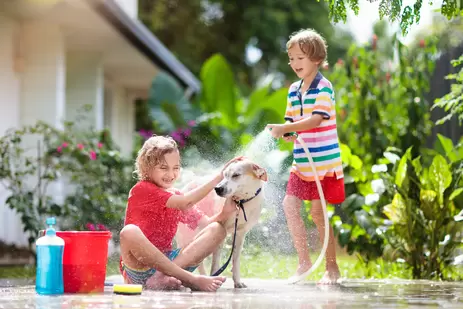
35, 217, 64, 295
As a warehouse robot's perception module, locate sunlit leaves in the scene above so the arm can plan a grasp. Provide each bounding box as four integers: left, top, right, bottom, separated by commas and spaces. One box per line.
325, 0, 462, 35
432, 55, 463, 126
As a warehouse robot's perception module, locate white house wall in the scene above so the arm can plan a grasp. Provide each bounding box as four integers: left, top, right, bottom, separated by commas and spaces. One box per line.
0, 14, 20, 135
14, 20, 68, 247
109, 85, 135, 157
66, 51, 104, 131
19, 21, 66, 130
0, 13, 27, 247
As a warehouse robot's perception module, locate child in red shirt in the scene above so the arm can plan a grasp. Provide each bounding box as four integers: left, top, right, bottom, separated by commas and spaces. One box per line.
119, 135, 242, 292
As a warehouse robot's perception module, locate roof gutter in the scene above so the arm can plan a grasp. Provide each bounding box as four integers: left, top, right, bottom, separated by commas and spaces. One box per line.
86, 0, 201, 94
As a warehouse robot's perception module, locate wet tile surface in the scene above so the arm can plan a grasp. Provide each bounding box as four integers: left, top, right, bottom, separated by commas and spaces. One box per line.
0, 277, 462, 308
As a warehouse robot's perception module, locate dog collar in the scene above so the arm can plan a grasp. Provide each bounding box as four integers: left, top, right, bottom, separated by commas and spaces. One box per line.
235, 188, 262, 222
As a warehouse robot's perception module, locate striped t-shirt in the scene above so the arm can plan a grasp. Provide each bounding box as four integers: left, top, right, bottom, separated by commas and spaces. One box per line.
284, 72, 343, 182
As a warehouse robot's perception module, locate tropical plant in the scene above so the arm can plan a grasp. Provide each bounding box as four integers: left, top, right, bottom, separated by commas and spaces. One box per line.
378, 143, 462, 280
145, 53, 291, 165
332, 133, 463, 277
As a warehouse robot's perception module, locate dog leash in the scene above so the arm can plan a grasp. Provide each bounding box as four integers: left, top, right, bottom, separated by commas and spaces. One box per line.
235, 187, 261, 221
211, 188, 262, 276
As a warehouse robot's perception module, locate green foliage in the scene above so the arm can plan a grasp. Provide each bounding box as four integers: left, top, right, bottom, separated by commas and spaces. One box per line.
333, 133, 463, 279
328, 27, 463, 277
332, 143, 389, 262
148, 71, 198, 132
47, 122, 136, 234
376, 143, 463, 280
432, 55, 463, 125
326, 0, 463, 35
0, 123, 64, 247
139, 0, 353, 88
326, 32, 437, 164
197, 54, 288, 131
0, 120, 134, 247
199, 54, 238, 129
324, 0, 359, 23
146, 53, 291, 164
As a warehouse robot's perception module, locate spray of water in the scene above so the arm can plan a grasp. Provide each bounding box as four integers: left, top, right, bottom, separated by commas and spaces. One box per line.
178, 130, 290, 211
176, 129, 295, 264
178, 130, 288, 189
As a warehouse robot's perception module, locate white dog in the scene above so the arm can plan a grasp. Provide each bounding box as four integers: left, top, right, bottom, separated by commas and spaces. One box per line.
176, 159, 268, 288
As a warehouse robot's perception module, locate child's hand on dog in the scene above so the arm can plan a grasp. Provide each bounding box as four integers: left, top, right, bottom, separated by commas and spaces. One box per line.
223, 156, 245, 171
212, 156, 245, 184
218, 198, 239, 223
215, 156, 246, 181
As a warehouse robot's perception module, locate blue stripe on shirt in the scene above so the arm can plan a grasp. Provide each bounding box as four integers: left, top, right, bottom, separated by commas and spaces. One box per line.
293, 143, 339, 153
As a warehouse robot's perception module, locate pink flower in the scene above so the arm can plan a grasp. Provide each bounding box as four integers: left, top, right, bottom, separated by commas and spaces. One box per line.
89, 151, 97, 160
97, 142, 103, 149
57, 146, 62, 153
77, 144, 84, 150
96, 223, 108, 231
62, 142, 68, 148
183, 128, 192, 137
419, 39, 426, 48
138, 129, 153, 140
188, 120, 196, 127
85, 223, 95, 231
171, 131, 182, 141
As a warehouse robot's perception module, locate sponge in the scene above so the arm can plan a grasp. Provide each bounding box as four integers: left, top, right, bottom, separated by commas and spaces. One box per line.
113, 284, 143, 295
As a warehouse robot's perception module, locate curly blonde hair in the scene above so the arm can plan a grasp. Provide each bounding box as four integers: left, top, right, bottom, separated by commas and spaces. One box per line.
286, 28, 328, 68
134, 135, 178, 181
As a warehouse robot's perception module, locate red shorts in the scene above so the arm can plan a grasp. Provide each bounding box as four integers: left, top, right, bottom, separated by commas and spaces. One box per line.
286, 173, 345, 204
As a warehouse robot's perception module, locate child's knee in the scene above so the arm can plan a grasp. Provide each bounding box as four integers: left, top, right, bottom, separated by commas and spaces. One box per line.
120, 224, 142, 242
209, 222, 226, 240
310, 204, 324, 224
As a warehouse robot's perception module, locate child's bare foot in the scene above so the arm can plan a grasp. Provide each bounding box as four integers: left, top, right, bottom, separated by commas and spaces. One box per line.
287, 261, 312, 283
184, 275, 226, 292
295, 261, 312, 276
317, 266, 340, 285
145, 271, 183, 290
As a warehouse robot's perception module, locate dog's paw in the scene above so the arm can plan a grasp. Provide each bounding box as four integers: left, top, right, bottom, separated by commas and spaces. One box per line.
234, 282, 247, 289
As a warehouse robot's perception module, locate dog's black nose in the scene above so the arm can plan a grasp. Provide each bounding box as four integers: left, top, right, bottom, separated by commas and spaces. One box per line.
215, 186, 224, 195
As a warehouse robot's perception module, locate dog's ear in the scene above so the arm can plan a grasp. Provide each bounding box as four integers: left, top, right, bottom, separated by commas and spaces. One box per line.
252, 164, 268, 182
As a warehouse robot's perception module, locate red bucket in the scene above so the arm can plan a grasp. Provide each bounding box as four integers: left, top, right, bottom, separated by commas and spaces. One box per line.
56, 231, 112, 294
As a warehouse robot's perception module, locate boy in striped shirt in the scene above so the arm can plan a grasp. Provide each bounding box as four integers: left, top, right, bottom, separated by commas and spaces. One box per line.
266, 29, 345, 285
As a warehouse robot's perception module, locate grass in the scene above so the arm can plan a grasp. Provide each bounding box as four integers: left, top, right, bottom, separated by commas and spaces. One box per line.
104, 250, 413, 281
0, 264, 35, 279
4, 250, 461, 281
197, 251, 413, 281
